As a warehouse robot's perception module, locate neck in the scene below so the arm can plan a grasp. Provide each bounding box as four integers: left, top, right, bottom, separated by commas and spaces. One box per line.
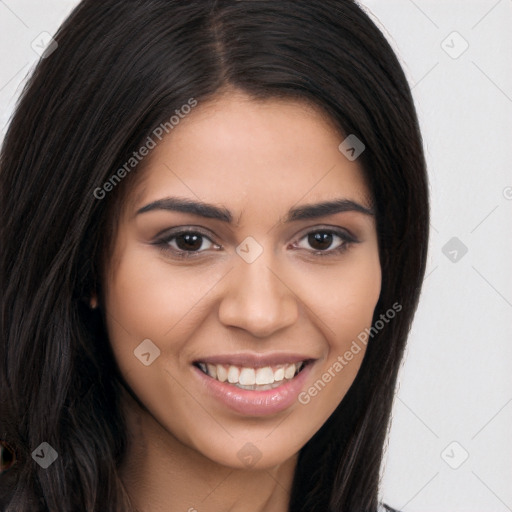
118, 388, 297, 512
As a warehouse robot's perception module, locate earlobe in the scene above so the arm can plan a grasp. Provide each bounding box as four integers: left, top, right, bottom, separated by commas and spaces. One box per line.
90, 293, 99, 309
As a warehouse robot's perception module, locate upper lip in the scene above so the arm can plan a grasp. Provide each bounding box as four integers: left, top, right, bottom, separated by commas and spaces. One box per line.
193, 352, 315, 368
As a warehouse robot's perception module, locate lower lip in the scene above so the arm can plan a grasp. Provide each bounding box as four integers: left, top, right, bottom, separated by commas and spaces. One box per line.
193, 363, 314, 416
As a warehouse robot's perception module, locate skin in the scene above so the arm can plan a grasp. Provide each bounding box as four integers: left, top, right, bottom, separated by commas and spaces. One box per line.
101, 89, 381, 512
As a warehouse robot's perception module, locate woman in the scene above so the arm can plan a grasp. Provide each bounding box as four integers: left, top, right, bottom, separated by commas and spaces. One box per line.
0, 0, 429, 510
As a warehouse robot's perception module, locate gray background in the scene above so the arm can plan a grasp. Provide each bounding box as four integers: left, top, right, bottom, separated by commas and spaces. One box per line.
1, 1, 511, 510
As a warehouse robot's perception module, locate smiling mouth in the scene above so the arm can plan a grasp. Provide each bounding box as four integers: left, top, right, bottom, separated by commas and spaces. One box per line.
193, 361, 309, 391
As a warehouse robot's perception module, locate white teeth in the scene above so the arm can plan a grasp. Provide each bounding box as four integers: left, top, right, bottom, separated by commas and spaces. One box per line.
255, 366, 274, 385
239, 367, 256, 385
198, 361, 306, 388
284, 364, 296, 379
206, 363, 217, 380
216, 365, 228, 382
274, 367, 285, 382
227, 365, 240, 383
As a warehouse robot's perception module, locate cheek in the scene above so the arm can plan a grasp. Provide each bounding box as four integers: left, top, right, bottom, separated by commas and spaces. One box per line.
102, 249, 214, 444
293, 249, 381, 415
329, 250, 381, 371
105, 253, 179, 333
102, 247, 231, 425
299, 247, 382, 343
104, 247, 224, 346
101, 249, 194, 402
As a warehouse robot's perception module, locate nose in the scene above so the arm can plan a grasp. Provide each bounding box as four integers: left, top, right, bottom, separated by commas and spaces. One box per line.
218, 253, 299, 338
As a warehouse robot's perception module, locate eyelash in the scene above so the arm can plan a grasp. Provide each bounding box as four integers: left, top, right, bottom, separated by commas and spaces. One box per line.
152, 226, 358, 260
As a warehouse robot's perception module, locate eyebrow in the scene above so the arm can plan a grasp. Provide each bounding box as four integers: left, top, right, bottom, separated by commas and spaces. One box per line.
136, 196, 374, 223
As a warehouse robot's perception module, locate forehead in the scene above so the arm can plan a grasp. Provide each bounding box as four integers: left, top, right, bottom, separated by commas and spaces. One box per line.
126, 91, 373, 219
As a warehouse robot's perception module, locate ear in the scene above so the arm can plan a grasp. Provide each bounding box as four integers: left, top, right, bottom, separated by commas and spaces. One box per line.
89, 292, 99, 309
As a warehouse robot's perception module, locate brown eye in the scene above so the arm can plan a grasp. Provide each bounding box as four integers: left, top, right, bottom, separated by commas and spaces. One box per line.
308, 232, 335, 251
174, 233, 204, 252
154, 228, 222, 259
294, 228, 357, 256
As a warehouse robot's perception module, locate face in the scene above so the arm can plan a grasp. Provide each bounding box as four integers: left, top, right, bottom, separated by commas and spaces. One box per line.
102, 91, 381, 470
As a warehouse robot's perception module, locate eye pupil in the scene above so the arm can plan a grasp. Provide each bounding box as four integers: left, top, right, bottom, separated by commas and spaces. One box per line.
309, 232, 333, 251
176, 233, 202, 251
